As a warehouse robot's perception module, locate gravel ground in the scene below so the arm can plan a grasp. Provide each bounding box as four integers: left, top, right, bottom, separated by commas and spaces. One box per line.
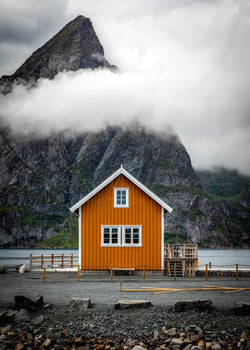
0, 272, 249, 349
1, 272, 250, 310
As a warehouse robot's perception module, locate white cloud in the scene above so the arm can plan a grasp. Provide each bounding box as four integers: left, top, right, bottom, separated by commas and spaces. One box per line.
0, 0, 249, 174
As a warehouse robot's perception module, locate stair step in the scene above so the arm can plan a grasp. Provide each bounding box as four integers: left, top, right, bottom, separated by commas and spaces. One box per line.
169, 262, 183, 277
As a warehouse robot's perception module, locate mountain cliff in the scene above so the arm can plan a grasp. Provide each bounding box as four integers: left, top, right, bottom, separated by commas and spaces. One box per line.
0, 15, 116, 92
0, 125, 249, 248
0, 16, 249, 248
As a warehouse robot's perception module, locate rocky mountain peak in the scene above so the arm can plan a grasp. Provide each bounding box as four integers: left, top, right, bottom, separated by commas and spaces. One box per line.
0, 15, 248, 249
0, 15, 116, 90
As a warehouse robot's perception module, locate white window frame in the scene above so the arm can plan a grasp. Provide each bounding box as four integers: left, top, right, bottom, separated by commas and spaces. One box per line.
101, 226, 121, 247
122, 226, 142, 247
114, 188, 129, 208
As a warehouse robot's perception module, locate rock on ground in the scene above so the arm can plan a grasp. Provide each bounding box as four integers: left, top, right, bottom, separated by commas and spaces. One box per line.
15, 295, 44, 311
115, 300, 152, 310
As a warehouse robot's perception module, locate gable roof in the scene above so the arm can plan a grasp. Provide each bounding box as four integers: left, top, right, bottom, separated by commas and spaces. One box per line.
70, 165, 173, 213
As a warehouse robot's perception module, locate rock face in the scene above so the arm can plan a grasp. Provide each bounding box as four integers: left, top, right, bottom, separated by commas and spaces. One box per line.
0, 125, 249, 248
0, 15, 248, 248
0, 15, 116, 90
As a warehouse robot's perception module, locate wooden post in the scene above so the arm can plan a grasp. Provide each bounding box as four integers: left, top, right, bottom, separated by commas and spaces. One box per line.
167, 261, 170, 277
61, 254, 64, 269
77, 265, 80, 282
51, 254, 54, 267
185, 261, 188, 276
43, 267, 46, 283
205, 264, 208, 281
143, 264, 146, 281
41, 254, 44, 269
110, 265, 113, 281
30, 254, 32, 272
236, 264, 238, 281
174, 263, 176, 281
71, 253, 73, 268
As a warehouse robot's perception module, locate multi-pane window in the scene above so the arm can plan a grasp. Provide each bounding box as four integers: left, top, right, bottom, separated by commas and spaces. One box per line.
114, 188, 129, 207
101, 225, 141, 247
123, 227, 141, 246
101, 227, 120, 246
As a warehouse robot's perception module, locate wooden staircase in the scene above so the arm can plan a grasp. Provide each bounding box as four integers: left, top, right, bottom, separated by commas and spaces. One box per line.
169, 260, 183, 277
164, 244, 198, 277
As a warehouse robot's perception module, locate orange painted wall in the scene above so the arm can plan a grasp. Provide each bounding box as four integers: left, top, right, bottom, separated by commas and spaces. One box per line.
80, 174, 163, 270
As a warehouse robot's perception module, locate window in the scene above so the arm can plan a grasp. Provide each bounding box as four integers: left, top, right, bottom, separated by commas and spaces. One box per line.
114, 188, 129, 208
101, 226, 121, 246
122, 227, 141, 246
101, 225, 142, 247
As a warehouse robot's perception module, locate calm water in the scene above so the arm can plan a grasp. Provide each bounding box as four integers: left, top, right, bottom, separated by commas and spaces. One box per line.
0, 249, 77, 269
0, 248, 249, 269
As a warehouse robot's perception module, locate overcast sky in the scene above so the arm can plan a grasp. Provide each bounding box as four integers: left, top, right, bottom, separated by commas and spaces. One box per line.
0, 0, 249, 174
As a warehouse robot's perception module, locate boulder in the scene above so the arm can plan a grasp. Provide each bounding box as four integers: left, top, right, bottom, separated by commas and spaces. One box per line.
0, 264, 6, 274
0, 310, 7, 326
171, 338, 183, 347
0, 309, 18, 326
70, 298, 91, 311
15, 295, 44, 311
174, 299, 212, 312
32, 315, 44, 326
19, 264, 28, 273
14, 309, 30, 323
164, 328, 177, 337
115, 300, 152, 310
185, 325, 204, 334
233, 301, 250, 315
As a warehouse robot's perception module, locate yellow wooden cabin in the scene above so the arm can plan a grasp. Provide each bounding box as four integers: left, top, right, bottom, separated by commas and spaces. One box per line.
70, 165, 173, 271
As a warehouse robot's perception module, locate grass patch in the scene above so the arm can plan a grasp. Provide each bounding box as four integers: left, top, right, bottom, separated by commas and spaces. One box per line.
188, 208, 203, 220
38, 231, 78, 248
37, 217, 78, 248
164, 233, 188, 244
21, 214, 64, 227
190, 185, 209, 199
0, 206, 25, 216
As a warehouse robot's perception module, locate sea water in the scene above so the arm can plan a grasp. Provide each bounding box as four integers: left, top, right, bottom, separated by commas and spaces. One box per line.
0, 248, 249, 269
0, 248, 77, 269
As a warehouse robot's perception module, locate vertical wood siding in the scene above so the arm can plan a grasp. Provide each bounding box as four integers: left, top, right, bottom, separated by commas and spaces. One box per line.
80, 175, 162, 270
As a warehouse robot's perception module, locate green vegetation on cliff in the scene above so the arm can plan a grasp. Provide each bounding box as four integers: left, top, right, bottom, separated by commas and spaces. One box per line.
37, 217, 78, 248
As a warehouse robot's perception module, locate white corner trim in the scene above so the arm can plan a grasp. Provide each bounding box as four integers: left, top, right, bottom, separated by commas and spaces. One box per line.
161, 207, 164, 270
78, 208, 81, 268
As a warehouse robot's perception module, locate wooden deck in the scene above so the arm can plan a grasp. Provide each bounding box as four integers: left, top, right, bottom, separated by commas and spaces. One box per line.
164, 244, 198, 277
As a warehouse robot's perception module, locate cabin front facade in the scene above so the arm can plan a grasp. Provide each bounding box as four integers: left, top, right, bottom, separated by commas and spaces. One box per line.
70, 166, 173, 271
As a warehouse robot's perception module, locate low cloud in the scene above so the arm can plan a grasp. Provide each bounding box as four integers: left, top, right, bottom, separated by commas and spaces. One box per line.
0, 0, 249, 174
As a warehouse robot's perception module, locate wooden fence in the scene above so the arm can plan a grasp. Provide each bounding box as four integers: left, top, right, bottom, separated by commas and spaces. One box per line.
30, 253, 79, 271
164, 244, 198, 259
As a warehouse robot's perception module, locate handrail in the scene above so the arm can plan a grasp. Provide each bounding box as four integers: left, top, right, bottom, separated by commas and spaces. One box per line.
30, 253, 79, 271
164, 244, 198, 259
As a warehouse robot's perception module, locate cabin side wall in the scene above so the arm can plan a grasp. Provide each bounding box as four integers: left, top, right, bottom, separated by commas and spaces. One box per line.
80, 175, 163, 270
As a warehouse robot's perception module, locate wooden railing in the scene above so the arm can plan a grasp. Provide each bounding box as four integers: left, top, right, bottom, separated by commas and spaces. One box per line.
164, 244, 198, 259
30, 253, 79, 271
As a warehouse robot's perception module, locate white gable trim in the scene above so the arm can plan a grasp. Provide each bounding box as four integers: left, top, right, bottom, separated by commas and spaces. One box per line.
161, 207, 165, 270
78, 208, 81, 267
70, 165, 173, 213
